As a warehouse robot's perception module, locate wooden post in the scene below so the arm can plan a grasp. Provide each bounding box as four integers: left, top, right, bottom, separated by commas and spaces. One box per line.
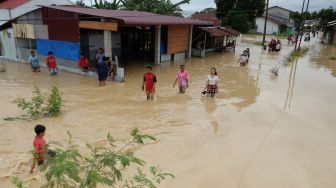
298, 0, 310, 51
203, 33, 207, 57
262, 0, 270, 46
295, 0, 306, 51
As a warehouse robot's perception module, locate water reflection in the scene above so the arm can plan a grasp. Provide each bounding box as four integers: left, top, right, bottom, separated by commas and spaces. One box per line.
313, 46, 336, 77
284, 60, 298, 110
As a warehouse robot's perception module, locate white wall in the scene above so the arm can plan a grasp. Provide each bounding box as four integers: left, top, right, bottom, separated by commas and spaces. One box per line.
0, 28, 17, 58
256, 18, 279, 35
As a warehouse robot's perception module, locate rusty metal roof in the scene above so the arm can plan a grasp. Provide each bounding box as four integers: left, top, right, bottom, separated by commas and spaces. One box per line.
200, 27, 231, 37
190, 13, 221, 26
42, 5, 212, 26
221, 27, 241, 36
0, 0, 30, 9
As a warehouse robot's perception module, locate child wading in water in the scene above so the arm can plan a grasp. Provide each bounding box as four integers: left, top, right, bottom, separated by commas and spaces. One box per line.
29, 50, 40, 72
46, 51, 58, 76
96, 56, 109, 86
142, 66, 157, 100
202, 68, 218, 97
30, 125, 55, 173
173, 64, 189, 93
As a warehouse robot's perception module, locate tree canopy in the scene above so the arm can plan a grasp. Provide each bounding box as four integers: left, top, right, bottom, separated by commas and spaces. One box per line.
215, 0, 265, 33
86, 0, 190, 16
290, 7, 336, 28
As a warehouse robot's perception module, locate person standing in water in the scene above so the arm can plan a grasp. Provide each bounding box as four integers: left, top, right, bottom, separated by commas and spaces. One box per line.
29, 50, 40, 72
96, 48, 104, 64
142, 66, 157, 100
173, 64, 189, 93
202, 68, 218, 97
46, 51, 58, 76
96, 56, 109, 86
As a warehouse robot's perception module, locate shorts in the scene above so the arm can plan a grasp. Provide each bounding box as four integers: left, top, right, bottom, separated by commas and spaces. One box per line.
205, 84, 217, 97
49, 68, 58, 75
31, 65, 40, 70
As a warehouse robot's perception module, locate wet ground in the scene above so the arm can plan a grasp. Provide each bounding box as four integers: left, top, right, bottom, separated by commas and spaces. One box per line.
0, 35, 336, 188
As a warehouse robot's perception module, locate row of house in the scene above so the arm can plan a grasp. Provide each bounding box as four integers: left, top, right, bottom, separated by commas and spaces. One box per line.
256, 6, 295, 35
0, 0, 240, 75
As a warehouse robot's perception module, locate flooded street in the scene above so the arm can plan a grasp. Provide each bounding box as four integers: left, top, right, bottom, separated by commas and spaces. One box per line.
1, 36, 336, 188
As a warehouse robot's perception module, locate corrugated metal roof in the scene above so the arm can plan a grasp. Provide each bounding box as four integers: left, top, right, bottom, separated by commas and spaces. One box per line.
42, 5, 212, 26
200, 27, 230, 37
0, 0, 30, 9
190, 13, 221, 26
221, 27, 241, 36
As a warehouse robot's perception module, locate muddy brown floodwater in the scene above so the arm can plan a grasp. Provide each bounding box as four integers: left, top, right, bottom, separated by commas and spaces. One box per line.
0, 35, 336, 188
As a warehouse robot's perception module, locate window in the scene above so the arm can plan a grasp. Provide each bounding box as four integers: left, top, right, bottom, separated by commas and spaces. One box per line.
7, 32, 11, 38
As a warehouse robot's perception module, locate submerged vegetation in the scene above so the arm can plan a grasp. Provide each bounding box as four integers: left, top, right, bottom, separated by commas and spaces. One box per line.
13, 129, 174, 188
329, 56, 336, 60
11, 86, 63, 119
283, 47, 309, 64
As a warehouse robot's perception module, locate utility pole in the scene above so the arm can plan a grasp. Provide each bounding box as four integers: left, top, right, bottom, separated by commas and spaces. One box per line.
298, 0, 310, 50
262, 0, 270, 47
294, 0, 306, 51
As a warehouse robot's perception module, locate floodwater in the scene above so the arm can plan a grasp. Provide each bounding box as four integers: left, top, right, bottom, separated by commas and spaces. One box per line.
0, 35, 336, 188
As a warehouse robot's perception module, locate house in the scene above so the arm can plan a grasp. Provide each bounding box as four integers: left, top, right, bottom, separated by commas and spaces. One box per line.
326, 20, 336, 45
190, 13, 240, 57
0, 0, 73, 59
0, 5, 211, 75
256, 6, 295, 35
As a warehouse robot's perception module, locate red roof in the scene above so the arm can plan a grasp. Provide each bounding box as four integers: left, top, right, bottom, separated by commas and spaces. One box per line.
200, 27, 230, 37
43, 5, 212, 26
0, 0, 30, 9
190, 13, 221, 26
222, 27, 241, 36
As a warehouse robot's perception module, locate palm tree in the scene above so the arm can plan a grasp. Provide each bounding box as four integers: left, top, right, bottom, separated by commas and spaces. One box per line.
75, 0, 86, 6
93, 0, 121, 10
120, 0, 190, 16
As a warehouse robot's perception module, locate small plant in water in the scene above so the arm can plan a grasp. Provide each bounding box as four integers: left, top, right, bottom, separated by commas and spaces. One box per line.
13, 129, 174, 188
14, 86, 63, 119
270, 66, 279, 76
11, 176, 26, 188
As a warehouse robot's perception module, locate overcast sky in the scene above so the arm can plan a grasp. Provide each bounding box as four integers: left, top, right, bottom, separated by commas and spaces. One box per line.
75, 0, 335, 12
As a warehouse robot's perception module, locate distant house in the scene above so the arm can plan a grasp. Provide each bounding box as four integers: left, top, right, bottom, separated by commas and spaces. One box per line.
256, 6, 295, 35
326, 20, 336, 45
0, 0, 73, 58
0, 4, 211, 75
304, 20, 320, 27
190, 13, 221, 26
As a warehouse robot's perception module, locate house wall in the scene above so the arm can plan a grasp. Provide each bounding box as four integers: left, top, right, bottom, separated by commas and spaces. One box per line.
268, 7, 291, 20
167, 25, 190, 54
41, 7, 80, 42
256, 18, 279, 34
0, 28, 16, 58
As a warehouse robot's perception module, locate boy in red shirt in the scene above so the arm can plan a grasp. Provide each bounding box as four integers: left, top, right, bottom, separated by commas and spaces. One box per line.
142, 66, 157, 100
78, 53, 89, 72
30, 124, 46, 173
46, 51, 58, 76
30, 124, 55, 173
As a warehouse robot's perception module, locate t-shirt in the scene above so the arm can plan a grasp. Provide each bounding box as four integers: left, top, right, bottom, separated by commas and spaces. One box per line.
46, 56, 57, 69
240, 55, 248, 63
177, 71, 188, 86
207, 75, 218, 85
96, 53, 104, 64
143, 72, 157, 91
33, 136, 45, 160
78, 58, 89, 68
29, 56, 39, 67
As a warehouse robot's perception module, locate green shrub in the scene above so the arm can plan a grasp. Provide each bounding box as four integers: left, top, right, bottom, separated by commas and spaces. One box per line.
15, 129, 174, 188
45, 86, 62, 116
11, 176, 26, 188
14, 86, 63, 119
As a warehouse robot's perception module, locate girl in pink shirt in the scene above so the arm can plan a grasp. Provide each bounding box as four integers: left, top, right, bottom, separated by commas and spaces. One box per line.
173, 65, 189, 93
